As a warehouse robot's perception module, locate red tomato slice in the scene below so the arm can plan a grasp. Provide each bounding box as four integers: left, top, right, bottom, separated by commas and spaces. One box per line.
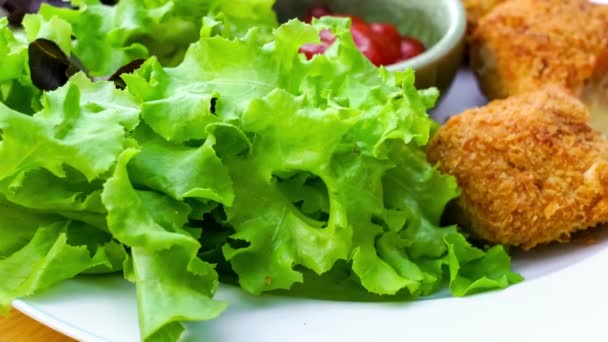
350, 21, 384, 66
369, 23, 402, 65
399, 36, 426, 61
300, 7, 426, 66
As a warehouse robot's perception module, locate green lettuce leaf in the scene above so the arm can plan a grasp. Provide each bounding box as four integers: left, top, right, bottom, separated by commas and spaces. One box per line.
0, 62, 140, 315
0, 167, 108, 230
0, 70, 140, 232
38, 0, 278, 76
128, 124, 234, 204
124, 16, 521, 299
102, 149, 226, 341
0, 199, 57, 259
0, 15, 74, 113
0, 17, 35, 113
0, 13, 522, 342
23, 14, 73, 55
0, 72, 139, 181
0, 218, 126, 314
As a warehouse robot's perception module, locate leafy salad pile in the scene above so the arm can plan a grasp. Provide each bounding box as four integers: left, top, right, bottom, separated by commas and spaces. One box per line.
0, 1, 522, 341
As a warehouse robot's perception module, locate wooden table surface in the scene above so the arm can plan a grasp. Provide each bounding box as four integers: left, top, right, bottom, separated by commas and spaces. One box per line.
0, 309, 74, 342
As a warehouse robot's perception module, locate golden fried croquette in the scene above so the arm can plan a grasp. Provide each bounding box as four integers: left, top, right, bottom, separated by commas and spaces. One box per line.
581, 48, 608, 132
469, 0, 608, 100
427, 86, 608, 250
596, 2, 608, 23
462, 0, 508, 37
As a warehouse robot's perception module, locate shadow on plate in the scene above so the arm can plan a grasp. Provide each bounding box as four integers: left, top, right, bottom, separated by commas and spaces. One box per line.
510, 224, 608, 281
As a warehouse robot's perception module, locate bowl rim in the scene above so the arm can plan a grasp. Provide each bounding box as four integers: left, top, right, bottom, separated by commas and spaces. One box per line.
386, 0, 466, 71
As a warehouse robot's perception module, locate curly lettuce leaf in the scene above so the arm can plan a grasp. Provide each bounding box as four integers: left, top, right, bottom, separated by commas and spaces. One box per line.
0, 15, 71, 113
22, 14, 73, 54
127, 124, 234, 204
0, 17, 34, 113
37, 0, 278, 76
0, 199, 57, 259
0, 70, 139, 233
102, 149, 226, 341
0, 71, 140, 313
0, 73, 139, 181
226, 19, 520, 296
0, 217, 126, 314
125, 17, 521, 299
0, 167, 108, 231
381, 142, 522, 296
0, 14, 522, 342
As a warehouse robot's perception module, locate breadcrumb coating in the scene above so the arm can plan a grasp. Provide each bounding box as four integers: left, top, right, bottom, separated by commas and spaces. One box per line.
581, 48, 608, 132
462, 0, 508, 37
469, 0, 608, 100
427, 86, 608, 249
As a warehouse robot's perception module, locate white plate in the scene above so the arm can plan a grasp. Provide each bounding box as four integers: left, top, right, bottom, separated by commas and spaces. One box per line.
13, 70, 608, 342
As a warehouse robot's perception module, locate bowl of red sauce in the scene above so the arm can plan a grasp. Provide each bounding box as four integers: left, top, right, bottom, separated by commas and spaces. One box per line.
274, 0, 466, 96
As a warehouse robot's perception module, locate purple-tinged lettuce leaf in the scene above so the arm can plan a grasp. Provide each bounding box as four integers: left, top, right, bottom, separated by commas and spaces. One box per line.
1, 0, 72, 25
0, 15, 75, 112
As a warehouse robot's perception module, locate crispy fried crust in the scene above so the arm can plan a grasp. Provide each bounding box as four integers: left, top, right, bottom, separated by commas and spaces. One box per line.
581, 48, 608, 132
427, 86, 608, 249
469, 0, 608, 100
462, 0, 508, 37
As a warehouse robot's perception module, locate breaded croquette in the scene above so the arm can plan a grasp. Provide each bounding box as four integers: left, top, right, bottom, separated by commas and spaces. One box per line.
469, 0, 608, 100
581, 49, 608, 132
462, 0, 508, 37
427, 86, 608, 250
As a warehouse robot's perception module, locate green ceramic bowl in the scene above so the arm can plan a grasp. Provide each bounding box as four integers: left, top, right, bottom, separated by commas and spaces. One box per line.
274, 0, 466, 96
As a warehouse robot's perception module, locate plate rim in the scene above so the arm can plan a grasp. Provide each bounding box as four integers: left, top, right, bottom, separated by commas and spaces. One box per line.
13, 242, 608, 342
12, 299, 106, 342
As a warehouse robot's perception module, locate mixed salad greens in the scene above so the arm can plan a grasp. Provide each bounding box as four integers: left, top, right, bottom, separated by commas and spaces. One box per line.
0, 1, 522, 341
